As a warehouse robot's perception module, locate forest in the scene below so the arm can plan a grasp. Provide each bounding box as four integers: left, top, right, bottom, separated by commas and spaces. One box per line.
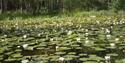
0, 0, 125, 14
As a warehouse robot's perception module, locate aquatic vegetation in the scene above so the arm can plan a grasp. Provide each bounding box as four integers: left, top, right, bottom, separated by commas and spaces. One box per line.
0, 15, 125, 63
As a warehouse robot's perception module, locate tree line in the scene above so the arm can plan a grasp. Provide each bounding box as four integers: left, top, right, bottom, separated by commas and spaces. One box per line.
0, 0, 125, 14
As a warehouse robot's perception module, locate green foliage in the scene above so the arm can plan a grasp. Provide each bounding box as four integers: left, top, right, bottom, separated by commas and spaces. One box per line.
0, 15, 125, 63
108, 0, 125, 11
0, 0, 125, 14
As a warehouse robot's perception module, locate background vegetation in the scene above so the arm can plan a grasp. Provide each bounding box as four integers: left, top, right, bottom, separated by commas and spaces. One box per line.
0, 0, 125, 14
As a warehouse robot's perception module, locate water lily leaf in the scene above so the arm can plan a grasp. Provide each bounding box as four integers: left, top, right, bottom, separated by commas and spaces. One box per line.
65, 55, 79, 58
55, 52, 66, 55
79, 58, 89, 61
79, 53, 88, 57
10, 53, 23, 58
84, 61, 98, 63
58, 47, 71, 51
68, 52, 76, 55
93, 47, 106, 51
0, 48, 5, 54
106, 53, 119, 57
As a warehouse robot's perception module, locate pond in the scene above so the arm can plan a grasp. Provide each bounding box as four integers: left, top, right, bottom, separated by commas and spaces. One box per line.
0, 23, 125, 63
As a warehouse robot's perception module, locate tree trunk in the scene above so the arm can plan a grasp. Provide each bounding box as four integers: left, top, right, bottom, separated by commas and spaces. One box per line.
0, 0, 3, 13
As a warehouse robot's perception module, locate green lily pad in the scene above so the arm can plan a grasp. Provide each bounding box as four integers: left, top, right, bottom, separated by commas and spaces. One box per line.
65, 57, 73, 61
84, 61, 98, 63
106, 53, 119, 57
75, 47, 82, 50
0, 48, 5, 54
58, 47, 71, 51
65, 55, 79, 58
71, 44, 80, 47
68, 52, 76, 55
79, 54, 88, 57
93, 47, 106, 51
79, 58, 89, 61
10, 53, 23, 58
55, 52, 66, 55
0, 55, 3, 60
89, 55, 105, 61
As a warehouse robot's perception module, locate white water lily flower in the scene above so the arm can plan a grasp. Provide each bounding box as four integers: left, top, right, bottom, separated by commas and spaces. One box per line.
85, 33, 89, 35
59, 57, 65, 61
106, 34, 111, 39
17, 46, 21, 48
106, 29, 110, 33
101, 28, 104, 30
105, 56, 110, 60
22, 44, 28, 49
122, 21, 125, 23
21, 60, 29, 63
67, 31, 72, 35
85, 37, 88, 40
110, 26, 113, 29
1, 39, 5, 41
85, 29, 88, 32
15, 23, 18, 26
85, 40, 89, 44
50, 38, 54, 41
14, 23, 18, 27
37, 33, 41, 37
115, 38, 119, 41
116, 22, 119, 25
96, 21, 100, 24
35, 26, 38, 28
4, 35, 7, 37
56, 46, 59, 50
76, 38, 81, 42
110, 43, 115, 47
113, 22, 116, 25
23, 35, 27, 39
